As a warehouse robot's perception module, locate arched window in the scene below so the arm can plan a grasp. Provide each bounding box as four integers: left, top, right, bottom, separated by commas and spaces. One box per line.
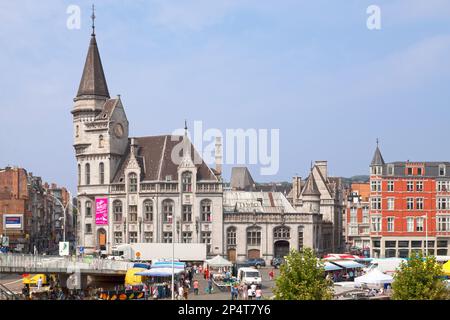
75, 125, 79, 138
182, 171, 192, 192
201, 199, 212, 222
85, 201, 92, 217
113, 200, 123, 222
128, 173, 138, 192
162, 199, 174, 223
85, 163, 90, 185
247, 227, 261, 246
227, 227, 236, 246
273, 226, 290, 239
99, 162, 105, 185
99, 135, 104, 148
78, 164, 81, 185
143, 200, 153, 222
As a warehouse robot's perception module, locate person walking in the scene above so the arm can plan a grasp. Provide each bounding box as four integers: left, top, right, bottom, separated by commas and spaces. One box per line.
193, 280, 199, 295
242, 284, 248, 300
183, 286, 189, 300
178, 285, 184, 300
207, 278, 213, 294
37, 276, 43, 291
247, 286, 253, 300
255, 287, 263, 300
269, 269, 274, 281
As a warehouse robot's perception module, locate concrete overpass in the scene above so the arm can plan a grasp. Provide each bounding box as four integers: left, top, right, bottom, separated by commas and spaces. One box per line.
0, 254, 133, 289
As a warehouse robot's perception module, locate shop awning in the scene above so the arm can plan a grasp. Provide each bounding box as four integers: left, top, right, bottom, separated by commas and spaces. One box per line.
442, 261, 450, 276
323, 262, 343, 272
135, 268, 185, 277
151, 261, 186, 269
330, 260, 365, 269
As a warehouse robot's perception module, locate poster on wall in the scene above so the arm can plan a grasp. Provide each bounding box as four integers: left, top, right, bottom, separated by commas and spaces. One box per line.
3, 214, 23, 229
95, 198, 108, 225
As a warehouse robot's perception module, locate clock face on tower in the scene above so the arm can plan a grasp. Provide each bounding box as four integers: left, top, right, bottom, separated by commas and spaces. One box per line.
114, 123, 124, 138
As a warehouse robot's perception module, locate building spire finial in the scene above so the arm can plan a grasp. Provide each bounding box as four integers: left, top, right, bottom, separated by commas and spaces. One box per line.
184, 119, 188, 134
376, 137, 379, 147
91, 4, 96, 36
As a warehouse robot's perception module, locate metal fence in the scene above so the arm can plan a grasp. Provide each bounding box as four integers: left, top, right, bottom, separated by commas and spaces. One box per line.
0, 253, 133, 272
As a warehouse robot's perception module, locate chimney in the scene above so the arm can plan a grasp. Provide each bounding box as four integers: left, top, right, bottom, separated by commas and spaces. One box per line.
215, 136, 223, 175
130, 138, 138, 156
315, 161, 328, 180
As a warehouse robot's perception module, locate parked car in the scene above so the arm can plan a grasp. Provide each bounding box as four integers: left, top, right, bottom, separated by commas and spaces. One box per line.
244, 258, 266, 268
271, 257, 285, 268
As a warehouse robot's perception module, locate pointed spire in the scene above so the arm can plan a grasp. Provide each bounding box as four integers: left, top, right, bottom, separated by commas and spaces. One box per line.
75, 6, 110, 101
302, 172, 320, 196
179, 121, 195, 168
371, 139, 385, 166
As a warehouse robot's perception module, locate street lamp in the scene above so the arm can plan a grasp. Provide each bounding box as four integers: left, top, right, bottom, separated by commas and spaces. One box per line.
172, 213, 175, 300
44, 191, 72, 243
421, 213, 428, 256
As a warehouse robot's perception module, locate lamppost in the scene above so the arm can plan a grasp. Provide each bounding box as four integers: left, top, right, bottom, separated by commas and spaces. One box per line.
171, 212, 175, 300
44, 191, 72, 243
421, 213, 428, 256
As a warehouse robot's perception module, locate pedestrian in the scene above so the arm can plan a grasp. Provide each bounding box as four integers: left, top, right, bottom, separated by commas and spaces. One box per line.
193, 280, 199, 295
247, 287, 253, 300
269, 269, 274, 281
250, 283, 257, 295
178, 285, 184, 300
207, 278, 213, 294
255, 287, 262, 300
37, 276, 43, 291
183, 286, 189, 300
242, 284, 248, 300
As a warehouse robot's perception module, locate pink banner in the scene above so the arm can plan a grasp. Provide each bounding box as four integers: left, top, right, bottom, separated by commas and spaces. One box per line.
95, 198, 108, 225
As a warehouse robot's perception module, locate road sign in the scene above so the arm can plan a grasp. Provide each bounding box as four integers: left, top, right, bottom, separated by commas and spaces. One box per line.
79, 246, 84, 254
59, 241, 70, 256
135, 251, 141, 260
2, 236, 9, 247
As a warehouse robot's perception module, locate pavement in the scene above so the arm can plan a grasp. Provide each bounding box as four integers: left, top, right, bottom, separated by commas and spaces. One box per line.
187, 267, 279, 300
0, 274, 23, 294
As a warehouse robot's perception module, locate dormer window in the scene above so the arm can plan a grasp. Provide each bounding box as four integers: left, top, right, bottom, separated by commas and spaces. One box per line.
439, 164, 446, 177
371, 166, 382, 175
165, 175, 172, 181
417, 167, 423, 176
387, 164, 394, 176
182, 171, 192, 192
407, 167, 413, 175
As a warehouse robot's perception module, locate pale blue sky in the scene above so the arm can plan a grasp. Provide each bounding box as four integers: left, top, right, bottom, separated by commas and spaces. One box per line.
1, 0, 450, 193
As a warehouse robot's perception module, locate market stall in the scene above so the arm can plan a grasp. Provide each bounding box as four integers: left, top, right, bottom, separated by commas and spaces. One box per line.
205, 255, 236, 291
354, 269, 393, 287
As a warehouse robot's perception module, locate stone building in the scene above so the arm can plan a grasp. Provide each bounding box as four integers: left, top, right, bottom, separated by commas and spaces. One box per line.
72, 26, 223, 256
289, 161, 346, 254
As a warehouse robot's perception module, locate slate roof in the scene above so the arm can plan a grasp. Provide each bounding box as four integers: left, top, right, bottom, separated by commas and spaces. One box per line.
230, 167, 256, 191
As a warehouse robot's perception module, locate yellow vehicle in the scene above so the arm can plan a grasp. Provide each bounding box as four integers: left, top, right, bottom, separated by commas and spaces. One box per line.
124, 268, 147, 286
23, 274, 49, 287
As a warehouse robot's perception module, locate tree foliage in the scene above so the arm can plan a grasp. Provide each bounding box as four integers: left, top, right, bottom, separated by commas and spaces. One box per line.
273, 248, 333, 300
392, 252, 449, 300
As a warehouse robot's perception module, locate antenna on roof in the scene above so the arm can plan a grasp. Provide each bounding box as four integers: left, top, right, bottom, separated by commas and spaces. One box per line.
91, 4, 96, 36
376, 138, 379, 147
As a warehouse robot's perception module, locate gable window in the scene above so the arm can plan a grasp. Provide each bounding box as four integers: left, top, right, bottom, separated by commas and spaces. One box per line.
99, 162, 105, 185
113, 200, 123, 222
143, 200, 153, 222
182, 171, 193, 192
85, 163, 90, 185
128, 173, 138, 192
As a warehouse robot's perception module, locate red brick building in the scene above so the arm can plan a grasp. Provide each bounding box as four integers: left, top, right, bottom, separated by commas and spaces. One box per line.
369, 145, 450, 258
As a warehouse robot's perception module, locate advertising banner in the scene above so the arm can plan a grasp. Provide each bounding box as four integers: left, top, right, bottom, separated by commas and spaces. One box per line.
59, 241, 69, 256
4, 214, 23, 229
95, 198, 108, 225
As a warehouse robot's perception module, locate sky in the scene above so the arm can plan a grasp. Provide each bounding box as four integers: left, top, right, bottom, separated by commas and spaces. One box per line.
1, 0, 450, 194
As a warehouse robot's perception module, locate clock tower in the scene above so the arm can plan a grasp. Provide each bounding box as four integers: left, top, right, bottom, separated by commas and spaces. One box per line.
72, 15, 129, 252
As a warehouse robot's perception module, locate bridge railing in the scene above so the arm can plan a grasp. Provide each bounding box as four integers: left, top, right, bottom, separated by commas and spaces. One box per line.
0, 254, 133, 272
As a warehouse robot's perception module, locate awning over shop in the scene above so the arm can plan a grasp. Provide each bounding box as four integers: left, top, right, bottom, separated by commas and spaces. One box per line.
151, 261, 186, 269
323, 262, 343, 272
330, 260, 365, 269
135, 268, 185, 277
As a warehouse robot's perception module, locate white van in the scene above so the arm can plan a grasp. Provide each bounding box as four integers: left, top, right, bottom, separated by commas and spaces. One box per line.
364, 258, 406, 275
238, 267, 262, 286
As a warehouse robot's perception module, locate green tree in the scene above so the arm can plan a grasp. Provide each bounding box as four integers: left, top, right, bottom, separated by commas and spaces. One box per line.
392, 252, 449, 300
273, 248, 333, 300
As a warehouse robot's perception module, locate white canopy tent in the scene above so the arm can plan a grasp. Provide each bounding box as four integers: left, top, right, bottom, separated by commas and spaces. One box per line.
205, 255, 233, 268
354, 269, 393, 286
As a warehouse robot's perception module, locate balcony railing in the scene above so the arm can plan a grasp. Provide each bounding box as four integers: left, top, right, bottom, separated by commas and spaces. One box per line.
111, 184, 125, 193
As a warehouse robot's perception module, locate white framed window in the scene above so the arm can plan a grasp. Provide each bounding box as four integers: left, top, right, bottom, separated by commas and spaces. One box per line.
388, 165, 394, 176
371, 197, 381, 210
416, 181, 423, 192
129, 232, 138, 243
362, 207, 369, 224
350, 207, 357, 223
114, 232, 122, 244
371, 180, 381, 192
437, 181, 450, 192
416, 217, 424, 232
439, 165, 446, 177
407, 181, 414, 192
438, 198, 450, 210
387, 198, 395, 211
371, 217, 381, 232
437, 216, 450, 232
144, 232, 153, 243
407, 198, 414, 210
387, 217, 394, 232
416, 198, 424, 210
387, 180, 394, 192
407, 217, 414, 232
